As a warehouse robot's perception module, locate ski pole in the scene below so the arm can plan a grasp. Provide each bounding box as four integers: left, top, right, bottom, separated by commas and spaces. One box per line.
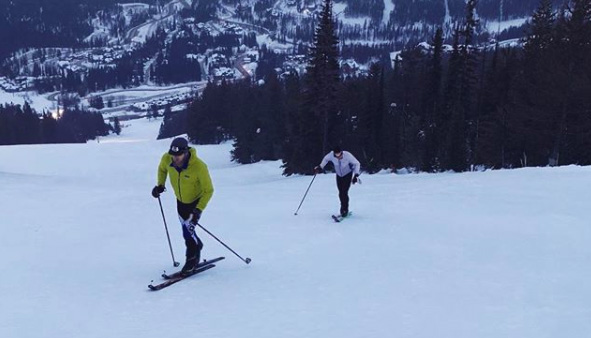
294, 173, 317, 215
157, 196, 180, 267
196, 222, 252, 265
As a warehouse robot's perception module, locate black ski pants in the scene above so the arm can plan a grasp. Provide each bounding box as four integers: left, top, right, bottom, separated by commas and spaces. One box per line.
336, 172, 353, 213
177, 199, 203, 261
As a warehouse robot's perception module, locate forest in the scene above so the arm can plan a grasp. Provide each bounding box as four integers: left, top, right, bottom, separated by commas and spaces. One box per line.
159, 0, 591, 175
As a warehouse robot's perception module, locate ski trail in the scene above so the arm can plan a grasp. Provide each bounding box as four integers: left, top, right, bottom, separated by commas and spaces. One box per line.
444, 0, 451, 25
383, 0, 394, 26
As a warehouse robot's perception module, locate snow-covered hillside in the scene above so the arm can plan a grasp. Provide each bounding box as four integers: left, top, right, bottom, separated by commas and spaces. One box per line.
1, 118, 590, 338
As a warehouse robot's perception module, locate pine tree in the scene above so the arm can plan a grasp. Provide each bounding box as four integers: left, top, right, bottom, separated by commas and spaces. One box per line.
283, 0, 341, 175
548, 0, 591, 165
254, 71, 285, 160
384, 55, 405, 170
462, 0, 481, 169
523, 0, 555, 60
361, 63, 386, 173
230, 86, 257, 164
307, 0, 341, 154
394, 46, 423, 169
441, 26, 467, 171
158, 105, 187, 140
477, 46, 519, 168
41, 111, 59, 144
113, 116, 121, 135
421, 28, 444, 172
508, 0, 559, 167
22, 102, 42, 144
281, 71, 304, 175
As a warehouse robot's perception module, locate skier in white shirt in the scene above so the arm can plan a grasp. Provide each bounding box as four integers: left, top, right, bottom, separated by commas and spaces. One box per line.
314, 146, 361, 217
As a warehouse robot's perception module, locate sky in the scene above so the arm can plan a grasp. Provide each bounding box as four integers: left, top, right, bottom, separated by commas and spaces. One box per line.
1, 118, 590, 338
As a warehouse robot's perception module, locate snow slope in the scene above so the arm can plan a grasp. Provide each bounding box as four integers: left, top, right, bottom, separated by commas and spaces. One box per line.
1, 118, 590, 338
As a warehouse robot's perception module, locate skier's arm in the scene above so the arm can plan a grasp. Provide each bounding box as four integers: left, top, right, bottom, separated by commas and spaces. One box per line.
348, 152, 361, 175
157, 155, 168, 186
195, 162, 214, 211
319, 152, 332, 169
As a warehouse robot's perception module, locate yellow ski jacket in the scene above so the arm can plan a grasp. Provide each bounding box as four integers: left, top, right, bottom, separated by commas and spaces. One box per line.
157, 147, 213, 211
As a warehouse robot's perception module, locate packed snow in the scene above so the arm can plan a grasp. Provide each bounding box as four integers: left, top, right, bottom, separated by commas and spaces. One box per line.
1, 118, 590, 338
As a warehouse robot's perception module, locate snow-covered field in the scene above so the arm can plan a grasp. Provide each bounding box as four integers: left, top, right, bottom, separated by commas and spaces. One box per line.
484, 17, 529, 33
1, 118, 590, 338
0, 89, 56, 113
1, 82, 205, 119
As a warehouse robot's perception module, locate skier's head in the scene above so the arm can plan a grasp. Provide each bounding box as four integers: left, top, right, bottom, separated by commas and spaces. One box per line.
169, 137, 189, 156
332, 145, 342, 158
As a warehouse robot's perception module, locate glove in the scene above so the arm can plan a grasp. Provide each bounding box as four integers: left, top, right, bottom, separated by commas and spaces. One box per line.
151, 185, 165, 198
191, 208, 202, 224
352, 174, 360, 184
314, 166, 323, 174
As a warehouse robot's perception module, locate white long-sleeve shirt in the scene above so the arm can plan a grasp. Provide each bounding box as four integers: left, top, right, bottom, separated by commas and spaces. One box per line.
319, 151, 361, 177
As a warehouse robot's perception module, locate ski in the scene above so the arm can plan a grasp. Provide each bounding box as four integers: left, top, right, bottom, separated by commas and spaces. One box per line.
148, 264, 216, 291
331, 212, 352, 223
162, 256, 225, 280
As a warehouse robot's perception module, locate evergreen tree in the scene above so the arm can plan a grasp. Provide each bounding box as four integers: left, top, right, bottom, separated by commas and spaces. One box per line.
523, 0, 555, 60
255, 71, 285, 160
21, 102, 42, 144
508, 0, 558, 166
187, 82, 230, 144
281, 72, 304, 175
548, 0, 591, 165
360, 63, 386, 173
113, 116, 121, 135
383, 56, 405, 170
41, 112, 59, 143
230, 84, 258, 164
442, 26, 468, 171
477, 47, 519, 168
158, 106, 187, 140
283, 0, 341, 175
462, 0, 481, 169
421, 28, 444, 172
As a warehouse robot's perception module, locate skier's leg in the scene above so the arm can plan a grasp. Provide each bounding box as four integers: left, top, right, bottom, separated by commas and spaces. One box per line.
336, 173, 352, 216
182, 221, 203, 267
177, 199, 203, 272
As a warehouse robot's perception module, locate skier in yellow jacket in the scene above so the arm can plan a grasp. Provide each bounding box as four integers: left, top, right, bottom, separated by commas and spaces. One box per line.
151, 137, 214, 274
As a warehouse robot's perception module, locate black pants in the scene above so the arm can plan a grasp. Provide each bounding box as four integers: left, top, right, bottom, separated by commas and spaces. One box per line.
336, 172, 353, 213
177, 199, 203, 261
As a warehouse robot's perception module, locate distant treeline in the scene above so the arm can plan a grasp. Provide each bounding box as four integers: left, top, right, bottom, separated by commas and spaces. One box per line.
0, 103, 110, 145
160, 0, 591, 175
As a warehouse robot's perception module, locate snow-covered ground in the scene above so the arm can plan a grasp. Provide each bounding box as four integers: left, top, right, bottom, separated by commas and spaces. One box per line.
0, 89, 56, 113
484, 17, 529, 33
1, 118, 590, 338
